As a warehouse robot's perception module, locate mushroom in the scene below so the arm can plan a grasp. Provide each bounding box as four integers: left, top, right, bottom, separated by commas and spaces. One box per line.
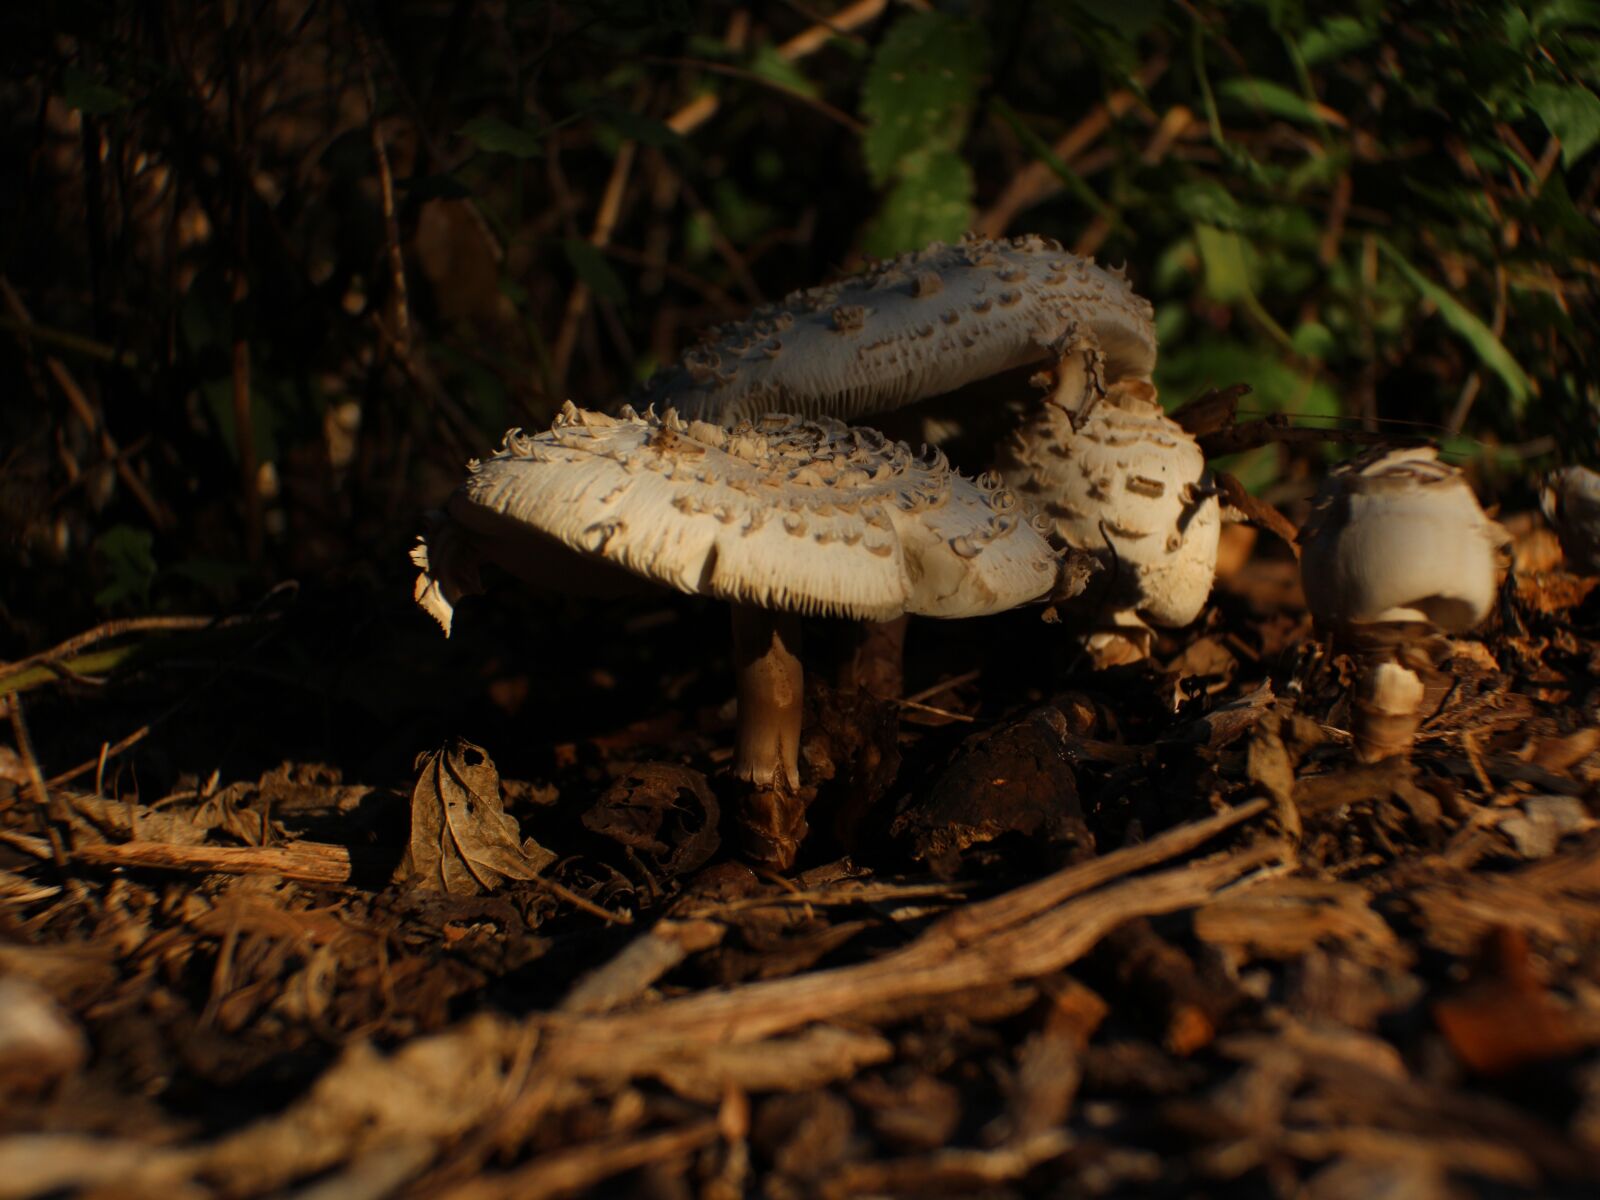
413, 402, 1077, 867
1298, 446, 1507, 761
640, 233, 1156, 429
995, 380, 1221, 664
1541, 465, 1600, 576
635, 234, 1165, 667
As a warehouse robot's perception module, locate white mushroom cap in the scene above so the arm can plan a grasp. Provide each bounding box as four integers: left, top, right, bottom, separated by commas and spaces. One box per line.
1541, 465, 1600, 575
413, 402, 1064, 632
1299, 446, 1506, 633
640, 234, 1156, 426
998, 383, 1221, 632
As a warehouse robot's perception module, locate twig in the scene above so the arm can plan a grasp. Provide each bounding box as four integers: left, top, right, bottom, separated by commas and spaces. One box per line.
537, 801, 1272, 1049
4, 694, 53, 818
976, 56, 1169, 237
0, 616, 218, 684
48, 725, 152, 790
901, 669, 981, 706
550, 139, 636, 394
357, 28, 411, 353
0, 278, 173, 531
439, 1119, 720, 1200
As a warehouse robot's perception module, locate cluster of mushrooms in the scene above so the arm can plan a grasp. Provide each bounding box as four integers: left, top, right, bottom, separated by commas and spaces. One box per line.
414, 233, 1596, 869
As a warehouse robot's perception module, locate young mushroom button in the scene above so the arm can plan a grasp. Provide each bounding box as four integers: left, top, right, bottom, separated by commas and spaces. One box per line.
996, 381, 1222, 665
412, 403, 1077, 869
639, 233, 1157, 428
1298, 446, 1507, 762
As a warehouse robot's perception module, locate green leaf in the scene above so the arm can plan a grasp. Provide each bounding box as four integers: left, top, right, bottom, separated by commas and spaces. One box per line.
562, 239, 627, 305
1376, 239, 1534, 413
595, 105, 687, 150
1299, 16, 1376, 65
747, 44, 820, 100
1172, 180, 1250, 231
61, 66, 127, 116
1194, 224, 1258, 304
1525, 82, 1600, 165
458, 116, 544, 159
94, 526, 157, 610
1216, 77, 1337, 127
860, 12, 987, 187
861, 149, 973, 257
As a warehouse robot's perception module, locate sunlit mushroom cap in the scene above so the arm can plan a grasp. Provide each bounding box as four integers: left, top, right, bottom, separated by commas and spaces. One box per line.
1540, 465, 1600, 575
1299, 446, 1506, 633
413, 403, 1066, 633
998, 384, 1221, 629
639, 234, 1156, 425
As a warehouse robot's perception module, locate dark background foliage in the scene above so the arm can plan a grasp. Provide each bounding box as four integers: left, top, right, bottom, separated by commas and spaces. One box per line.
2, 0, 1597, 757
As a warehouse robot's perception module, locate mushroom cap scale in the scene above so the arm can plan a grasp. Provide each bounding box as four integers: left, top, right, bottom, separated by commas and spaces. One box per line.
415, 404, 1063, 631
998, 386, 1221, 630
1299, 446, 1504, 633
639, 233, 1156, 427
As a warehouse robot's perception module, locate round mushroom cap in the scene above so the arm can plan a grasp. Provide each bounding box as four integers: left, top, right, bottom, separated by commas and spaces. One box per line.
638, 233, 1156, 426
997, 384, 1221, 629
1541, 465, 1600, 575
1299, 446, 1506, 633
414, 403, 1066, 633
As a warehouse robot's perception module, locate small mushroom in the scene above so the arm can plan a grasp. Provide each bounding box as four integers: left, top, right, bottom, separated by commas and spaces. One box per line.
1541, 465, 1600, 576
1298, 446, 1507, 762
414, 403, 1078, 868
639, 233, 1156, 428
997, 380, 1221, 664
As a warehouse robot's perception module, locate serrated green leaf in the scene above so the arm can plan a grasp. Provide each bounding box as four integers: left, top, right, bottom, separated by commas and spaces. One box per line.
459, 116, 544, 159
562, 239, 627, 305
1216, 77, 1339, 127
860, 12, 986, 188
1299, 15, 1375, 65
61, 66, 127, 116
1525, 81, 1600, 165
1376, 239, 1533, 413
861, 150, 973, 258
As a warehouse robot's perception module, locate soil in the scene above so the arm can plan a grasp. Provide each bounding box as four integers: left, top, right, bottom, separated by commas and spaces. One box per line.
2, 523, 1600, 1199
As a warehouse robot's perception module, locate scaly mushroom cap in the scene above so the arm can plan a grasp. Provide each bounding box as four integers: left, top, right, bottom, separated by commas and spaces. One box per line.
1541, 465, 1600, 575
639, 233, 1156, 426
413, 403, 1065, 632
1299, 446, 1505, 633
997, 384, 1221, 630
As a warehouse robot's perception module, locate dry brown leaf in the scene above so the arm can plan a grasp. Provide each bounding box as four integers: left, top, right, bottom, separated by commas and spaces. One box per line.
400, 738, 555, 895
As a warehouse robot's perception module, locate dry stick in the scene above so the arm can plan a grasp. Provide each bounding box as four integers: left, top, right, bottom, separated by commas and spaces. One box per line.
537, 801, 1271, 1049
550, 0, 893, 389
0, 616, 217, 684
0, 279, 172, 531
49, 725, 151, 790
358, 31, 411, 354
1073, 105, 1195, 259
550, 138, 635, 393
439, 1119, 720, 1200
976, 55, 1169, 237
4, 695, 53, 818
71, 837, 632, 922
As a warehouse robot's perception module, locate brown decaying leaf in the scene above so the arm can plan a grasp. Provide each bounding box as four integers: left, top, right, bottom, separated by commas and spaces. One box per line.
400, 738, 556, 895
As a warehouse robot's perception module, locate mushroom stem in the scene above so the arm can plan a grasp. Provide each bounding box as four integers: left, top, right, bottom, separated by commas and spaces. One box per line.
730, 605, 804, 792
1352, 659, 1425, 763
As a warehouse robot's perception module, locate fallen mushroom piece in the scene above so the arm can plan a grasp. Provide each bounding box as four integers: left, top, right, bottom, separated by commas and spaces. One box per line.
997, 380, 1222, 664
1299, 446, 1507, 761
1541, 465, 1600, 576
639, 233, 1156, 427
414, 403, 1079, 868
